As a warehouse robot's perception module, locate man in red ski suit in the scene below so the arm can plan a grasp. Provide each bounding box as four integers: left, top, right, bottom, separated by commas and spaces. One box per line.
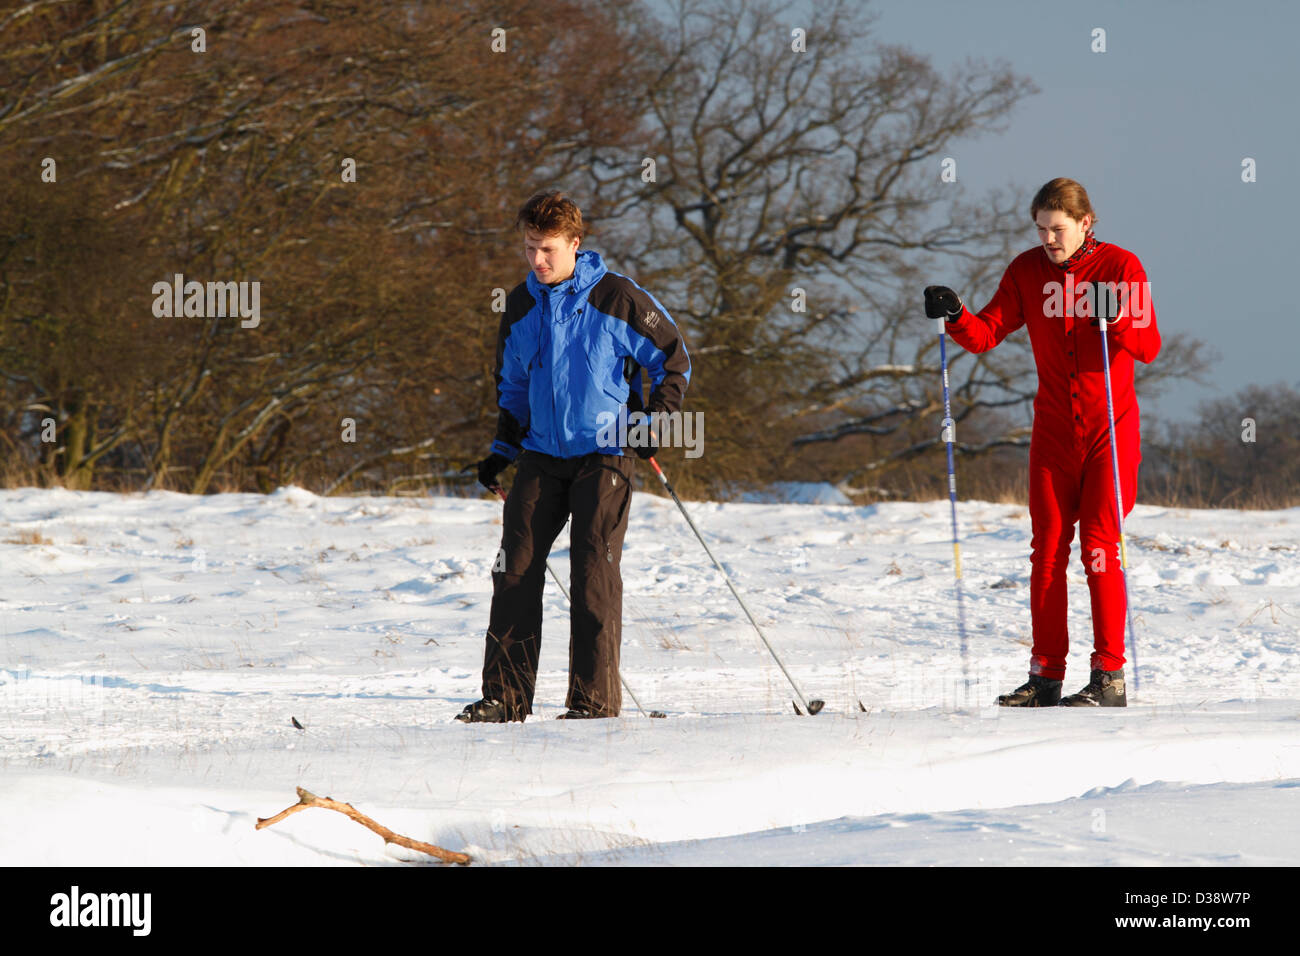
924, 178, 1161, 707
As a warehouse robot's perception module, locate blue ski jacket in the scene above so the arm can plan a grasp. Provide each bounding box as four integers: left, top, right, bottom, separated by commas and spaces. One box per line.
489, 249, 691, 460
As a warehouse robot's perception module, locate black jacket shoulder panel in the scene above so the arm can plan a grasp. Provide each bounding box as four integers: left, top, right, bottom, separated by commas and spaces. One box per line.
587, 273, 680, 351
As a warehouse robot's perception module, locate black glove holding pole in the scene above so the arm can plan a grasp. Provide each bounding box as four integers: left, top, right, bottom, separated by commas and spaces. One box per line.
475, 453, 511, 492
1087, 281, 1131, 331
629, 405, 661, 460
924, 286, 964, 321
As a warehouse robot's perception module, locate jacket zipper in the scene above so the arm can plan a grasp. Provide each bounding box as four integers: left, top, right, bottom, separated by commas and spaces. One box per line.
543, 288, 563, 458
539, 265, 588, 460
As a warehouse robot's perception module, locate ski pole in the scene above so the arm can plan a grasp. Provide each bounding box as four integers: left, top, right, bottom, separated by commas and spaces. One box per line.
936, 317, 972, 701
493, 486, 664, 718
644, 456, 825, 716
1095, 286, 1141, 696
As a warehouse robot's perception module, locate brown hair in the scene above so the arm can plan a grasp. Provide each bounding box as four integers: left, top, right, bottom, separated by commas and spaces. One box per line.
1030, 178, 1097, 229
514, 190, 586, 242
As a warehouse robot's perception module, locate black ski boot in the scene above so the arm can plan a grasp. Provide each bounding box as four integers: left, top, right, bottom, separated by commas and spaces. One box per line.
1060, 669, 1127, 707
556, 706, 604, 719
996, 674, 1063, 707
455, 698, 522, 723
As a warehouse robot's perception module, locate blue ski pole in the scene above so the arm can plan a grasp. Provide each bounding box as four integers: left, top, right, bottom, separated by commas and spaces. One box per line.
1095, 285, 1141, 696
936, 316, 972, 701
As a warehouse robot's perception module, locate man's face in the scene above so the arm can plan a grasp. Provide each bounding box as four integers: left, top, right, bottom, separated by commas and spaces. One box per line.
524, 229, 580, 283
1035, 209, 1092, 264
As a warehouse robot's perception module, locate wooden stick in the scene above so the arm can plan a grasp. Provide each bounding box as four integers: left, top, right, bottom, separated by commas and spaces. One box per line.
256, 786, 472, 865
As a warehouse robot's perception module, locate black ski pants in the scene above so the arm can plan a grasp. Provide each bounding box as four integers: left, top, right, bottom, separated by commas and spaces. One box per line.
481, 450, 634, 718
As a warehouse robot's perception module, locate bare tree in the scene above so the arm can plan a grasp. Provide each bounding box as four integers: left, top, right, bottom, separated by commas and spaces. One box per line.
579, 0, 1207, 500
0, 0, 649, 492
1141, 382, 1300, 509
0, 0, 1213, 499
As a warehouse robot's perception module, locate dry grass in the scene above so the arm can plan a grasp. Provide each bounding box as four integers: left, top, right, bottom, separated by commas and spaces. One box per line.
0, 435, 1295, 511
657, 630, 691, 651
855, 460, 1300, 511
5, 529, 52, 546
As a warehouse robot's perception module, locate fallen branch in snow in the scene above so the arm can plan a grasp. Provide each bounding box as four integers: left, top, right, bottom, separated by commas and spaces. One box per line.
255, 786, 471, 865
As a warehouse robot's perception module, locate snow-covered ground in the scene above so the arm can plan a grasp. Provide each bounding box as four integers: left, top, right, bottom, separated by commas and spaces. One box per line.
1, 485, 1297, 866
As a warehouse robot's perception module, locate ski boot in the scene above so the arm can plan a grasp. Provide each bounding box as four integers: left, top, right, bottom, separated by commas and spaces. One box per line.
996, 674, 1063, 707
455, 698, 523, 723
556, 706, 605, 719
1059, 669, 1127, 707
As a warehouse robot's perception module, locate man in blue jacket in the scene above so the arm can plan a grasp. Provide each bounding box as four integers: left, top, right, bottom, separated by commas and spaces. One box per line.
457, 191, 691, 722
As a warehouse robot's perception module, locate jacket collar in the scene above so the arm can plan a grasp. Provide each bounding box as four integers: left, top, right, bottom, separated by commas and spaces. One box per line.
1055, 230, 1101, 270
526, 248, 607, 298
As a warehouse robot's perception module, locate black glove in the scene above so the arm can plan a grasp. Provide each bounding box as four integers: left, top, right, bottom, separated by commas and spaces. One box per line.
476, 453, 511, 492
629, 406, 661, 460
924, 286, 964, 320
1086, 282, 1129, 329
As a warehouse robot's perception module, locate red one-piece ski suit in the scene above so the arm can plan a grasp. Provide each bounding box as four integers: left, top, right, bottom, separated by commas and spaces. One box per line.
944, 235, 1161, 679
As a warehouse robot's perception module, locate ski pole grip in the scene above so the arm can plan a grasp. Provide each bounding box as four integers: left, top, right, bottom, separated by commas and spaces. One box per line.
1094, 281, 1122, 329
